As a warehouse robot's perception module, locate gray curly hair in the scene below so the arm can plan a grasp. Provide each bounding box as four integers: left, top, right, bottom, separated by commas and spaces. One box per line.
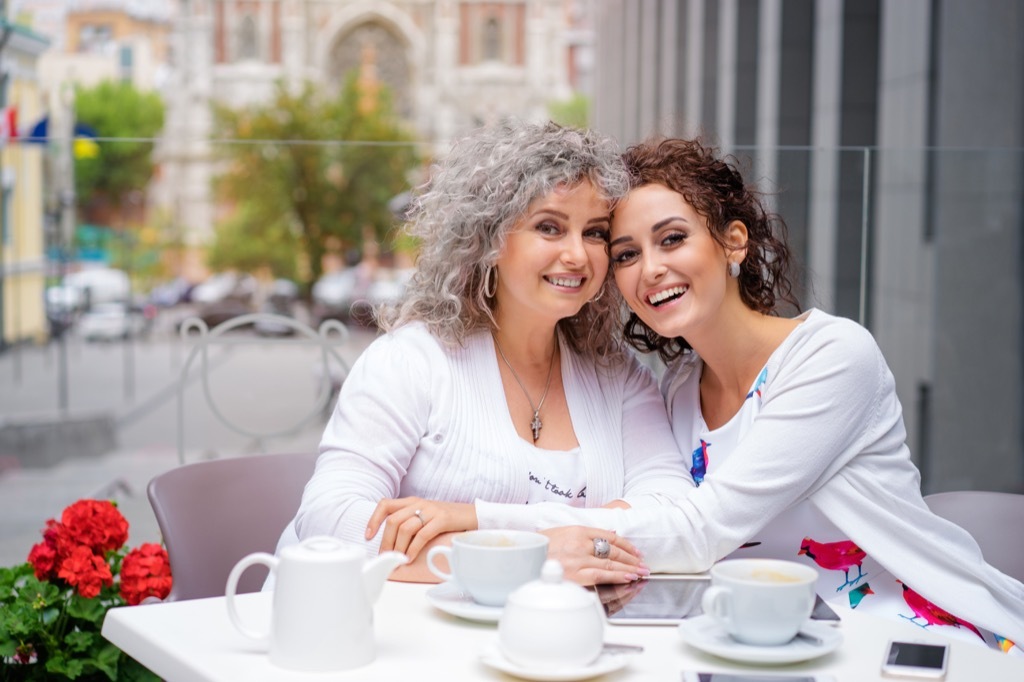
377, 120, 630, 361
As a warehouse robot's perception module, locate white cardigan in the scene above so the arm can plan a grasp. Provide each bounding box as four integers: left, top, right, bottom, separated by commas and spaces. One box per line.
289, 322, 693, 556
477, 310, 1024, 644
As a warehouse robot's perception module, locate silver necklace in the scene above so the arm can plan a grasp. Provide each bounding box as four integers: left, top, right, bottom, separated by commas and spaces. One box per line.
493, 335, 557, 442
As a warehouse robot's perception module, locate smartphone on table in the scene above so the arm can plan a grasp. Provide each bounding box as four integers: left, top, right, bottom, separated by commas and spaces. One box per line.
682, 673, 836, 682
880, 641, 949, 679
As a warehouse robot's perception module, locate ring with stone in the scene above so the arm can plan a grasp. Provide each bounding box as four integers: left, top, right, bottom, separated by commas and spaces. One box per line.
414, 509, 425, 526
593, 537, 611, 559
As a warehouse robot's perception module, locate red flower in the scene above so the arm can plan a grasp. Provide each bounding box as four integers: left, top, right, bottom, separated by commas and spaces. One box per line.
57, 545, 113, 599
27, 538, 58, 580
60, 500, 129, 555
119, 543, 173, 605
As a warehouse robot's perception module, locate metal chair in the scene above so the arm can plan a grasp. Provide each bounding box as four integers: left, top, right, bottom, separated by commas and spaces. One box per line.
924, 490, 1024, 582
147, 452, 318, 601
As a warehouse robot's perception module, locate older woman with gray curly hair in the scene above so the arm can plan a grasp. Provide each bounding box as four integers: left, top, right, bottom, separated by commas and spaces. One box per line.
281, 120, 692, 585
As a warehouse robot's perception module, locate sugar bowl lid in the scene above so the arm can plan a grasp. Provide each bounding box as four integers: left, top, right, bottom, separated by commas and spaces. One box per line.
506, 559, 595, 610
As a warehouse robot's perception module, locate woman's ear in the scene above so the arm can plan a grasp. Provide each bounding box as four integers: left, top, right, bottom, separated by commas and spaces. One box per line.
725, 220, 749, 263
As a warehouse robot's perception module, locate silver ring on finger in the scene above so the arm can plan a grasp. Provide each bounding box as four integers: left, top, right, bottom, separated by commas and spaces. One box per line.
414, 509, 425, 527
593, 537, 611, 559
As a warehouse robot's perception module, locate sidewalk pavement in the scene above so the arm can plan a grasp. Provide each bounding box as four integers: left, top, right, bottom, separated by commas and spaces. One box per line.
0, 316, 374, 568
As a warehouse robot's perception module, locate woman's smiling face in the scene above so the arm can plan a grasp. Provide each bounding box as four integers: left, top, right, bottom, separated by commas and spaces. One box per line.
493, 180, 612, 327
610, 183, 735, 339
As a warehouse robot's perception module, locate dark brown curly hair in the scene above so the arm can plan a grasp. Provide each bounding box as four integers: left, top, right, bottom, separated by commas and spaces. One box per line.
617, 138, 800, 362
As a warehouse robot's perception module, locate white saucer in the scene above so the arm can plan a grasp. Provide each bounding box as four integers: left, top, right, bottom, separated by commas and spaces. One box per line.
677, 616, 842, 664
426, 583, 503, 623
480, 644, 633, 681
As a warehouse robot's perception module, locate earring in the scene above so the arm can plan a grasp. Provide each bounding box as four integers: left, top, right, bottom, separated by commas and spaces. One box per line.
728, 261, 740, 278
483, 265, 497, 298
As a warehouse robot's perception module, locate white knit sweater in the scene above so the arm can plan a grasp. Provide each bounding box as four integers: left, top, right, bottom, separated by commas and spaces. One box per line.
288, 322, 693, 555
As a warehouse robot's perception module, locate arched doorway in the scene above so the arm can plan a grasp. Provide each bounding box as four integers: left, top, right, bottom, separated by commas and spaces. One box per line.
328, 21, 411, 119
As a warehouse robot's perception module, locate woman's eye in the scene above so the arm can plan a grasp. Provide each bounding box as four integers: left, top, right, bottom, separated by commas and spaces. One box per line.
611, 249, 639, 267
536, 221, 561, 235
584, 227, 610, 243
661, 231, 686, 247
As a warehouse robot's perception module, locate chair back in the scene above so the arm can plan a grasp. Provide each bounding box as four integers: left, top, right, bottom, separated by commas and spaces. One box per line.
924, 490, 1024, 582
148, 452, 318, 601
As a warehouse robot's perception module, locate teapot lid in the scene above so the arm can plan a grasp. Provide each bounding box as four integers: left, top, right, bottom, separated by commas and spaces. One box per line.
281, 535, 362, 562
506, 559, 594, 609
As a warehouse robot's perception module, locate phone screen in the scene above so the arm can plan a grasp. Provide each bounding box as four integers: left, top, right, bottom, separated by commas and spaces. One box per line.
687, 674, 819, 682
886, 642, 948, 669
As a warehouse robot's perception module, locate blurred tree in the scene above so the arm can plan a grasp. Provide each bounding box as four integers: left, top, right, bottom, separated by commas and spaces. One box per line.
73, 81, 165, 222
548, 93, 590, 129
211, 73, 420, 284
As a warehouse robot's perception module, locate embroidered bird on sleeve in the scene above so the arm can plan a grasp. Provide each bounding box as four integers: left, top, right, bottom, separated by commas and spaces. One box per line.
798, 537, 868, 591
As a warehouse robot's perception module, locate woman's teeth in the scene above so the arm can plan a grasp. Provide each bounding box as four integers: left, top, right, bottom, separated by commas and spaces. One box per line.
648, 285, 687, 306
548, 276, 583, 288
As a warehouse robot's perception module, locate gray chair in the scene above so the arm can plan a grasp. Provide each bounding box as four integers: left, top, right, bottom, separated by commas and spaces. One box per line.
147, 452, 318, 601
924, 490, 1024, 582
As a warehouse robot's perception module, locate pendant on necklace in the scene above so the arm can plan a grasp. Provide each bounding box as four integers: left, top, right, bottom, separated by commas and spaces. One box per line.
530, 412, 542, 442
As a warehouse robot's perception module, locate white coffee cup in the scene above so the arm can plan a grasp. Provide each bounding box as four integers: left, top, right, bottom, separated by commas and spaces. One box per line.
426, 530, 548, 606
701, 558, 818, 646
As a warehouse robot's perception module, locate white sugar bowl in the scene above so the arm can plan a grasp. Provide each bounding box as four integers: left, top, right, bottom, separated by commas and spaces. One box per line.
498, 559, 605, 668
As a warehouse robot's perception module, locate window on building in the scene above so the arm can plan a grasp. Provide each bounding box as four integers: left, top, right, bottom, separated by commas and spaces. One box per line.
119, 45, 133, 82
237, 14, 259, 61
483, 17, 502, 61
78, 24, 113, 53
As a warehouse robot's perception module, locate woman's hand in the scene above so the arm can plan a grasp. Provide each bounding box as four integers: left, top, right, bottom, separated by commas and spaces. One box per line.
366, 497, 478, 560
541, 526, 648, 586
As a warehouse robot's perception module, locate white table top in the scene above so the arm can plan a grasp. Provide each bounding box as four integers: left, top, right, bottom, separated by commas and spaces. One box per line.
102, 580, 1023, 682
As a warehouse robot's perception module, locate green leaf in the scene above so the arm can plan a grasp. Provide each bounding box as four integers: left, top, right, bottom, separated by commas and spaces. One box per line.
92, 642, 123, 680
67, 595, 106, 624
64, 629, 94, 653
0, 637, 16, 656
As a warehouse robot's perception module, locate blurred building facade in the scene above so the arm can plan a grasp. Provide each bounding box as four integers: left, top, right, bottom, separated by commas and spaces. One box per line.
592, 0, 1024, 494
0, 21, 49, 347
159, 0, 584, 248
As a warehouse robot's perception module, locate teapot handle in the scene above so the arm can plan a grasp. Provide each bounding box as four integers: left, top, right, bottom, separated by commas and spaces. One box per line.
226, 552, 278, 643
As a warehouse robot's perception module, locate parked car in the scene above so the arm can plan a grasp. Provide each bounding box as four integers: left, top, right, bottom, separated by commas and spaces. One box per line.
311, 267, 412, 328
254, 279, 301, 337
176, 298, 254, 333
78, 303, 149, 342
190, 272, 258, 304
149, 277, 196, 307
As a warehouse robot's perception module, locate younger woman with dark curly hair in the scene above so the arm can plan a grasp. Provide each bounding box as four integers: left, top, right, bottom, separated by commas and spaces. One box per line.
599, 137, 1022, 651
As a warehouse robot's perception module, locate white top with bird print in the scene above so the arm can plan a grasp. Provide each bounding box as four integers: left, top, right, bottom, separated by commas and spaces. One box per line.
697, 357, 1010, 652
675, 309, 1019, 655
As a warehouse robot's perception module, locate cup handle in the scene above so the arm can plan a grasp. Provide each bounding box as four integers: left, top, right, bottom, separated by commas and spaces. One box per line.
225, 552, 277, 643
701, 585, 732, 626
425, 545, 454, 582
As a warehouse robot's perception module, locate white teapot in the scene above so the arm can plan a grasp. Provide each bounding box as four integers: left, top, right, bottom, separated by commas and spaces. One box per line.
498, 559, 605, 668
225, 536, 407, 672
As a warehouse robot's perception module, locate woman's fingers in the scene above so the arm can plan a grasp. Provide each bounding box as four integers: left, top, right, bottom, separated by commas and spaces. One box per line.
540, 526, 649, 587
366, 498, 421, 540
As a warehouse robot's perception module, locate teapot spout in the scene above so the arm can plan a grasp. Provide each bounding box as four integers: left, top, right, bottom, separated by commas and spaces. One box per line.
363, 551, 408, 604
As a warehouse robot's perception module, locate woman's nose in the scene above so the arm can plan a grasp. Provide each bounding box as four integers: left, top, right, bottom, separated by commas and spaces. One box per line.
641, 252, 666, 282
560, 235, 587, 266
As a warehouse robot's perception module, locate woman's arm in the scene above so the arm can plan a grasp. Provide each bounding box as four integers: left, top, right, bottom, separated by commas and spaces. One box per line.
293, 331, 433, 554
479, 319, 890, 572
